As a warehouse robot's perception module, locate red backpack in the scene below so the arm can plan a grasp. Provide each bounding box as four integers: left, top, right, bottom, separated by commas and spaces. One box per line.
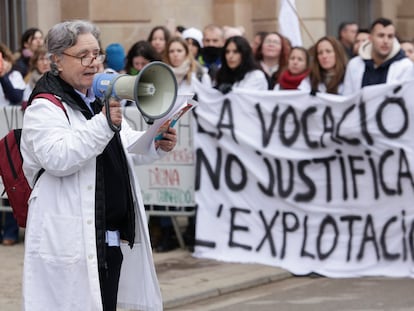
0, 93, 67, 227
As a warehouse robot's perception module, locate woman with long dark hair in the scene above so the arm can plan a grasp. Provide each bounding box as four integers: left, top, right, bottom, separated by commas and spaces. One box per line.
147, 25, 171, 57
215, 35, 267, 93
124, 40, 160, 75
14, 27, 44, 77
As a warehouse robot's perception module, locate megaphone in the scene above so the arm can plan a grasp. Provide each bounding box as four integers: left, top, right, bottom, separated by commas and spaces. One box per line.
93, 61, 178, 130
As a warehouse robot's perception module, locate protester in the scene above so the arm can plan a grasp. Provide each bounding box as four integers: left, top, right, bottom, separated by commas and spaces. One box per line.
14, 28, 44, 77
251, 31, 267, 56
104, 43, 125, 72
23, 46, 51, 101
0, 43, 26, 107
275, 46, 310, 90
214, 35, 267, 93
299, 36, 347, 95
20, 20, 177, 311
0, 42, 26, 246
337, 21, 358, 59
147, 25, 171, 57
400, 40, 414, 62
182, 27, 204, 59
255, 31, 291, 89
353, 28, 370, 56
198, 24, 225, 81
343, 17, 414, 95
124, 40, 160, 75
164, 36, 211, 92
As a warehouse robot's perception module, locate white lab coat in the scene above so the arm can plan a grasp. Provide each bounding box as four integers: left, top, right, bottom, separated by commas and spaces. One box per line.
178, 71, 212, 95
20, 97, 163, 311
233, 69, 268, 90
298, 76, 345, 95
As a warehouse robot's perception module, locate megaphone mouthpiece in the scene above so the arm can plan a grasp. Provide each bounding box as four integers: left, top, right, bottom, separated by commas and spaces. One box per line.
138, 82, 156, 96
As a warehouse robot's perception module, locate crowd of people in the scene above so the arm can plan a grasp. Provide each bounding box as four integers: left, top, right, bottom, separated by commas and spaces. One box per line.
3, 17, 414, 252
0, 16, 414, 311
1, 18, 414, 244
100, 17, 414, 98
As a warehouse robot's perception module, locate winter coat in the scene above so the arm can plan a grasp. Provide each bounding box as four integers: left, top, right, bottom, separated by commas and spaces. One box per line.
20, 92, 163, 310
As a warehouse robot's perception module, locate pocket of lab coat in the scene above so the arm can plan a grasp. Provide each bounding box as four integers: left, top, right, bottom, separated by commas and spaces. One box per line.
39, 213, 82, 264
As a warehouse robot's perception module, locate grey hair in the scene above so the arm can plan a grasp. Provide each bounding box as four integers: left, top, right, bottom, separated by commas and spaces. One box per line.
46, 20, 101, 75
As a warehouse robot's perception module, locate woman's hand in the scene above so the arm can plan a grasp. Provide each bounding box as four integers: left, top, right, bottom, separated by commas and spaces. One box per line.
155, 127, 177, 152
101, 98, 122, 127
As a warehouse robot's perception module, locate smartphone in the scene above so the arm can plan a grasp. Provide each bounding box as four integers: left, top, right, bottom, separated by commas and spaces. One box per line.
154, 102, 194, 141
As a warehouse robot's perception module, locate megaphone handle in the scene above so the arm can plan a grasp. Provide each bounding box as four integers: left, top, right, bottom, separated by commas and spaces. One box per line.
104, 97, 122, 132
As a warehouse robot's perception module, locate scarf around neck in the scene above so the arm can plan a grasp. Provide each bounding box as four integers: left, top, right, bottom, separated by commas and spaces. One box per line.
172, 59, 191, 84
278, 69, 309, 90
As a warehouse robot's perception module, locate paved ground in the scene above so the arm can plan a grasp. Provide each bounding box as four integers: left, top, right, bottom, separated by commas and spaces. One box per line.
0, 237, 291, 310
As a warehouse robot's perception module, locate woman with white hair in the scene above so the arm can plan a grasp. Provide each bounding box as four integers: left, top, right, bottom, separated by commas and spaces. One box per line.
21, 20, 175, 311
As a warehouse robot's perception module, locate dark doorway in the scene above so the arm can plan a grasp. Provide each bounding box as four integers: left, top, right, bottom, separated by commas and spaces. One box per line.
326, 0, 372, 37
0, 0, 26, 52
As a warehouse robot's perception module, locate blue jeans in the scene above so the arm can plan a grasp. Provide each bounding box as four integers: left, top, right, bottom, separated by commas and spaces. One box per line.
0, 212, 19, 242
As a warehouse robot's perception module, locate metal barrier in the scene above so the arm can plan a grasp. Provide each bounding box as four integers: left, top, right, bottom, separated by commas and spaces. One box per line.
0, 200, 195, 248
145, 205, 196, 249
0, 200, 196, 248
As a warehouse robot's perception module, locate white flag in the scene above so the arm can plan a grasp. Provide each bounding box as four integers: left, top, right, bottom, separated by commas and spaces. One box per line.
279, 0, 303, 47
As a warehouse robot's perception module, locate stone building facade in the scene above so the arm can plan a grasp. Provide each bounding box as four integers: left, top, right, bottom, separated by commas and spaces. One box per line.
9, 0, 414, 52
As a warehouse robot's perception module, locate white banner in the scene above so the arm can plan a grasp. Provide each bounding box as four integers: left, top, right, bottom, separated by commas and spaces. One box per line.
5, 82, 414, 277
192, 79, 414, 278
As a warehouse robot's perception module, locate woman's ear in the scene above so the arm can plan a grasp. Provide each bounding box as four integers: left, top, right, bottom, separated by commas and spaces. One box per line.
51, 54, 63, 72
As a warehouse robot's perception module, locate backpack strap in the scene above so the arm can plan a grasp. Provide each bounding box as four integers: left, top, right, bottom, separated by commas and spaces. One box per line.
33, 93, 69, 121
30, 93, 68, 184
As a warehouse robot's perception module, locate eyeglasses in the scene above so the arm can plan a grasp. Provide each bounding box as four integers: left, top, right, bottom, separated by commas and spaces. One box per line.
61, 52, 106, 67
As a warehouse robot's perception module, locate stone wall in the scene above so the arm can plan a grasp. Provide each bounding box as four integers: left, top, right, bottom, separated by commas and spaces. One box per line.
25, 0, 414, 52
396, 0, 414, 40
